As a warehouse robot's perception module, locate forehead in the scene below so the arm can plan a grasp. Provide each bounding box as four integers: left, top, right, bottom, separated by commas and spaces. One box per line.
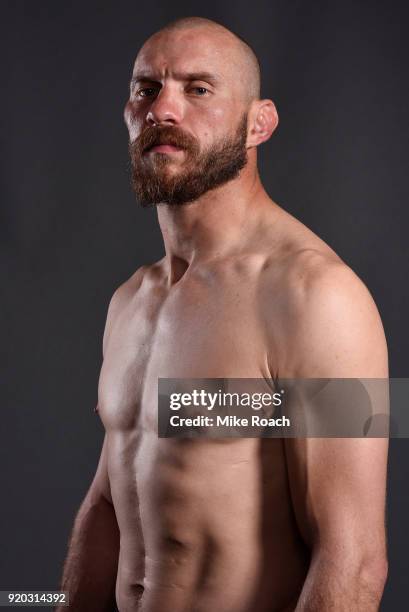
133, 27, 240, 80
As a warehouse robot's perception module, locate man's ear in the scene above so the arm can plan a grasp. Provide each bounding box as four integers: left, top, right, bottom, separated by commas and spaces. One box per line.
247, 99, 279, 147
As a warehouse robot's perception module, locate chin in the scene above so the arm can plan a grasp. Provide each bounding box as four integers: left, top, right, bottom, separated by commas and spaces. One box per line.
156, 163, 185, 178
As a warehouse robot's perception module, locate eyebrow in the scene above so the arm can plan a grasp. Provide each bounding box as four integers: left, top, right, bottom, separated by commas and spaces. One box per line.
130, 71, 220, 87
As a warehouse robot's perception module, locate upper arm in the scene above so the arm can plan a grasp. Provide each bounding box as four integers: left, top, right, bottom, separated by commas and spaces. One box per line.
89, 289, 125, 505
280, 258, 389, 561
91, 268, 147, 503
280, 257, 388, 379
87, 433, 113, 505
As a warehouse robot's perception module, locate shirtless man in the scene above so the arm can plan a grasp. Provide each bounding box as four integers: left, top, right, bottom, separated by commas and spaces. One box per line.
57, 17, 389, 612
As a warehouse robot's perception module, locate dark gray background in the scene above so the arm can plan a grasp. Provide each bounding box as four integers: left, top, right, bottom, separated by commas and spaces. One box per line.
1, 1, 408, 609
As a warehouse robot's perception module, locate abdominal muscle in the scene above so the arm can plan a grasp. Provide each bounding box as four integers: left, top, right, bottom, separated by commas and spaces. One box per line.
110, 432, 308, 612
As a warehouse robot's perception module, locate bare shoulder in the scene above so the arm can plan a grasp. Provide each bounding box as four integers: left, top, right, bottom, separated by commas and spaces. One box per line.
283, 247, 365, 302
283, 247, 381, 328
107, 258, 166, 310
101, 259, 165, 356
268, 246, 388, 378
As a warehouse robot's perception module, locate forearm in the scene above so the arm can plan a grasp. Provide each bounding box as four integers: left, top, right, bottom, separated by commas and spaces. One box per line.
295, 548, 387, 611
56, 494, 120, 612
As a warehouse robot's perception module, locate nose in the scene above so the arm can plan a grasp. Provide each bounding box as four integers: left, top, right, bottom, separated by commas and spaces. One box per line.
146, 85, 183, 126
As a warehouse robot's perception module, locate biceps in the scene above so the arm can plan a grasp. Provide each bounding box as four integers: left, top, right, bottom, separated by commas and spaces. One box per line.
285, 437, 388, 550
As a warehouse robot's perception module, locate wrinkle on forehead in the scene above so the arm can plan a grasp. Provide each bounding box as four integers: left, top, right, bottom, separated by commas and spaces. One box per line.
134, 22, 260, 102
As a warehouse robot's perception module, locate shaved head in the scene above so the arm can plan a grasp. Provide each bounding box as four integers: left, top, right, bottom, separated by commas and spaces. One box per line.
125, 16, 277, 207
148, 16, 261, 102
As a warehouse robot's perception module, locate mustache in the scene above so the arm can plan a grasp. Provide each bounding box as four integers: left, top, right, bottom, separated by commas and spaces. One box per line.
130, 125, 199, 156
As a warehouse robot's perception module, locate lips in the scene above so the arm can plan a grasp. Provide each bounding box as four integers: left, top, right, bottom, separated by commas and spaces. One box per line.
146, 143, 183, 154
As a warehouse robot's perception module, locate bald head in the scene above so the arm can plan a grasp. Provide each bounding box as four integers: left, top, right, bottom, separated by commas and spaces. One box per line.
125, 16, 278, 205
147, 16, 261, 103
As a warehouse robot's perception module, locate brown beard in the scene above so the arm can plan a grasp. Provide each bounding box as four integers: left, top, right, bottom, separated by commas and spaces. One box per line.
128, 113, 249, 207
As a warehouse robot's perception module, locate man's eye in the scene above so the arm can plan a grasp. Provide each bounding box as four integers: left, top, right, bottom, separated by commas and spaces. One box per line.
137, 87, 157, 97
190, 87, 209, 96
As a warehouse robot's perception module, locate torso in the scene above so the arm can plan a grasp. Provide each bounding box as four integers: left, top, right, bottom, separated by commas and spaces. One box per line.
97, 206, 341, 612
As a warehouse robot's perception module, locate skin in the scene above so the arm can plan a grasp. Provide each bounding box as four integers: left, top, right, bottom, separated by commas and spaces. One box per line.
57, 18, 389, 612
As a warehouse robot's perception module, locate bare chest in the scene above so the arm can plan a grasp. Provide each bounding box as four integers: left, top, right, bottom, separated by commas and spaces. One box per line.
97, 275, 271, 431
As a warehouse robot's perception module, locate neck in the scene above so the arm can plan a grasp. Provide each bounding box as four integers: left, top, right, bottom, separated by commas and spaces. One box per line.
156, 162, 272, 284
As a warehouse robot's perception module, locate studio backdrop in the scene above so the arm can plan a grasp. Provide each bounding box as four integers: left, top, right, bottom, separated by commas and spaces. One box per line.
1, 1, 408, 610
